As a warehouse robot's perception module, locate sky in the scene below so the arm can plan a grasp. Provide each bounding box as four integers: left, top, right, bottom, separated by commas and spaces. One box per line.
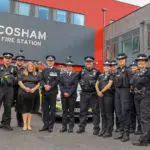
116, 0, 150, 6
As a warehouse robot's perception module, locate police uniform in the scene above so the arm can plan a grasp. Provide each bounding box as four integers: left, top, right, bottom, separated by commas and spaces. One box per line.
59, 59, 78, 133
111, 60, 119, 132
77, 56, 100, 135
132, 54, 150, 146
114, 53, 133, 142
98, 60, 114, 137
0, 53, 15, 131
39, 55, 60, 132
14, 55, 25, 127
129, 61, 138, 133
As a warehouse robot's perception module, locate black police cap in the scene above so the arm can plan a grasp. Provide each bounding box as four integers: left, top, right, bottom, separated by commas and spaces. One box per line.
3, 52, 13, 58
135, 53, 148, 61
15, 55, 25, 60
116, 53, 127, 60
84, 56, 94, 62
46, 55, 56, 61
65, 56, 74, 66
111, 60, 117, 65
103, 60, 112, 66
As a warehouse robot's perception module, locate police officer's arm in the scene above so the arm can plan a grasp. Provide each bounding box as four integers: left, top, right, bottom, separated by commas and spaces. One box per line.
101, 80, 113, 93
95, 80, 100, 93
59, 74, 66, 94
67, 74, 79, 95
40, 69, 45, 87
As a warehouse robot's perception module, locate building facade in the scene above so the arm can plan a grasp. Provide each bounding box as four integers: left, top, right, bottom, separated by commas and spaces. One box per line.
105, 4, 150, 64
0, 0, 138, 69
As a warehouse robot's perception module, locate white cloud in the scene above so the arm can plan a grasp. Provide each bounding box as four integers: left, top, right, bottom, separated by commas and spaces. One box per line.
116, 0, 150, 6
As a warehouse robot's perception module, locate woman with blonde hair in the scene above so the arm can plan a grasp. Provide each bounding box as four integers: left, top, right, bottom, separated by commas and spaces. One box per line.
17, 62, 40, 131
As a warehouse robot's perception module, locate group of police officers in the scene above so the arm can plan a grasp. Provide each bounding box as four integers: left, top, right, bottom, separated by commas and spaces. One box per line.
0, 51, 150, 147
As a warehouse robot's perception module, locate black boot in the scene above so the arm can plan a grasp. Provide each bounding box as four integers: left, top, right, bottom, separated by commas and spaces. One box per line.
114, 131, 124, 139
93, 130, 99, 135
3, 125, 13, 131
103, 132, 112, 138
76, 127, 85, 134
68, 128, 73, 133
60, 127, 67, 133
121, 132, 129, 142
39, 125, 48, 132
98, 130, 105, 137
132, 141, 148, 146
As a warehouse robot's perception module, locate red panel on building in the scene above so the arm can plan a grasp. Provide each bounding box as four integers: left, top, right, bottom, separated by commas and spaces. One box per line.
19, 0, 138, 70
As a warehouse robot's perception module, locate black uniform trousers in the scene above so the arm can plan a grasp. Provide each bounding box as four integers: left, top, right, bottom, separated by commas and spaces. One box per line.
42, 94, 56, 129
79, 92, 100, 131
100, 95, 114, 134
61, 96, 76, 129
130, 94, 136, 131
134, 94, 141, 131
139, 91, 150, 143
115, 88, 131, 134
0, 87, 14, 126
14, 87, 23, 126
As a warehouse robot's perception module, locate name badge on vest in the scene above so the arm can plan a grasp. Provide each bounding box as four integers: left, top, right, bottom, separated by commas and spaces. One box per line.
49, 72, 57, 77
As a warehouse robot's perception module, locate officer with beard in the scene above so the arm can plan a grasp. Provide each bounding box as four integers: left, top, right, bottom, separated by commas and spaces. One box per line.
76, 56, 100, 135
0, 52, 15, 131
114, 53, 133, 142
132, 54, 150, 146
14, 55, 25, 127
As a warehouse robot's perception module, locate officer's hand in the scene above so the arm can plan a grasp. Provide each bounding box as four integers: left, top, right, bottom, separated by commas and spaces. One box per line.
97, 91, 103, 97
30, 88, 36, 93
64, 92, 70, 97
44, 85, 51, 91
25, 87, 31, 93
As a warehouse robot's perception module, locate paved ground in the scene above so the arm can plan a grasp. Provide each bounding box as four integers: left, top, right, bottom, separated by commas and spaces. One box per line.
0, 109, 149, 150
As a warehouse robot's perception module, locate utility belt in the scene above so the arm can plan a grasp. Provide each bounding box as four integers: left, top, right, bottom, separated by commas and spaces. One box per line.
134, 87, 146, 97
81, 90, 96, 95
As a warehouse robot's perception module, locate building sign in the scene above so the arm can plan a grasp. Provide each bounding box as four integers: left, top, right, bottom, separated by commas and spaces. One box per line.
0, 25, 47, 47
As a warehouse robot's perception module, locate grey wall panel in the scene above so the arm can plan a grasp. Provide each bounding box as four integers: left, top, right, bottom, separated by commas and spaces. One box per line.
0, 13, 95, 65
105, 4, 150, 40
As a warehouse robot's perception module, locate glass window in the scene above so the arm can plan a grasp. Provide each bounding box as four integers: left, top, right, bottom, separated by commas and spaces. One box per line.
112, 42, 118, 58
17, 3, 30, 16
121, 38, 132, 55
56, 10, 67, 23
73, 14, 85, 26
0, 0, 10, 12
38, 6, 49, 19
132, 36, 140, 53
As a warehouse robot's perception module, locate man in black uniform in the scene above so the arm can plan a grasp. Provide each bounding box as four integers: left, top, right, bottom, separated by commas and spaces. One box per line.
129, 61, 138, 134
0, 52, 15, 131
114, 53, 133, 142
59, 57, 78, 133
132, 54, 150, 146
76, 56, 100, 135
39, 55, 60, 133
111, 60, 119, 132
14, 55, 25, 127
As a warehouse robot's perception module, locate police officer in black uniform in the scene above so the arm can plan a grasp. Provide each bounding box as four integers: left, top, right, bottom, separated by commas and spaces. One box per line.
129, 61, 138, 134
14, 55, 25, 127
111, 60, 119, 132
114, 53, 133, 142
59, 57, 78, 133
76, 56, 100, 135
0, 52, 15, 131
132, 54, 150, 146
96, 60, 114, 138
39, 55, 60, 133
